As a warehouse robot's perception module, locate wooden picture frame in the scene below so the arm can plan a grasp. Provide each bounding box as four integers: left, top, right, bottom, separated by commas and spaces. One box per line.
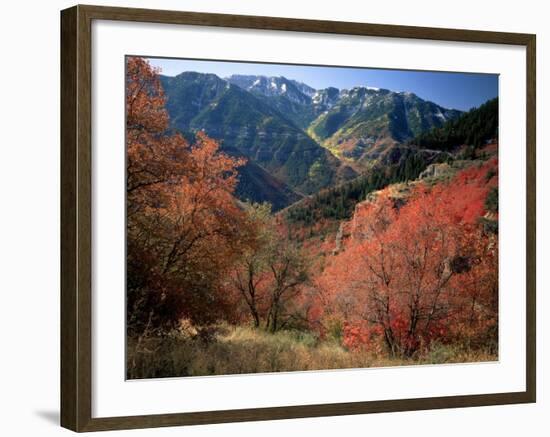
60, 4, 536, 432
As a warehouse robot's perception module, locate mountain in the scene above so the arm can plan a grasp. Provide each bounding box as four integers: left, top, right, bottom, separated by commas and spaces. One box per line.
159, 71, 465, 210
227, 75, 347, 130
226, 75, 315, 103
226, 75, 318, 129
160, 72, 356, 204
308, 87, 462, 163
227, 75, 461, 165
311, 87, 341, 112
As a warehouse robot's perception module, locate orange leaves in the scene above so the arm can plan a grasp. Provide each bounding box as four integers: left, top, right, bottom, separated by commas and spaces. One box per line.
342, 322, 384, 355
126, 58, 190, 202
126, 57, 252, 331
126, 57, 168, 134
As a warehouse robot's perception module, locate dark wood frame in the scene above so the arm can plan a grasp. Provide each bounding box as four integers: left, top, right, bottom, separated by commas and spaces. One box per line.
61, 4, 536, 432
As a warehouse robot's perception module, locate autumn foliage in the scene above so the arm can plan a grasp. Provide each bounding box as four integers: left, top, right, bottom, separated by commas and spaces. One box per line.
318, 159, 498, 357
126, 57, 252, 334
126, 57, 499, 378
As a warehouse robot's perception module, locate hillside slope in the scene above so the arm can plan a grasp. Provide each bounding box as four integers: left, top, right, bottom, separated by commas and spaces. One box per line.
308, 88, 461, 162
161, 73, 356, 199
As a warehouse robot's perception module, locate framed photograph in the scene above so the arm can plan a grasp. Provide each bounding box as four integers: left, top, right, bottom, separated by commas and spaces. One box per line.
60, 4, 536, 432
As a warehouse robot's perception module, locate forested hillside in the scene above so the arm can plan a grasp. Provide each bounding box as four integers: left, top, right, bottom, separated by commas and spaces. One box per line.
408, 97, 498, 151
286, 149, 447, 227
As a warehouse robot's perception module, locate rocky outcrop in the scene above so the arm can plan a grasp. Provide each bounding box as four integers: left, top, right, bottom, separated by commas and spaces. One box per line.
418, 162, 452, 180
332, 222, 350, 255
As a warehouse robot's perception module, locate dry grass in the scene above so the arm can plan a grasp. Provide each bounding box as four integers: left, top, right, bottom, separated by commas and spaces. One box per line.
127, 325, 497, 379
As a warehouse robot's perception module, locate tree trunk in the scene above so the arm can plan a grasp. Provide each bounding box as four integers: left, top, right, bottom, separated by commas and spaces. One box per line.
252, 309, 260, 328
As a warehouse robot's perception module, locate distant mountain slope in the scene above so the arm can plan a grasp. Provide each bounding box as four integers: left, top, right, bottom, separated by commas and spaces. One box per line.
407, 97, 498, 151
308, 88, 462, 162
226, 75, 317, 129
222, 145, 302, 211
226, 75, 315, 104
160, 73, 356, 200
161, 72, 228, 130
227, 74, 462, 165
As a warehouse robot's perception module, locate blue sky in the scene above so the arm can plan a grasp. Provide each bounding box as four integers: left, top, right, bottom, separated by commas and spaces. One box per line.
147, 57, 498, 111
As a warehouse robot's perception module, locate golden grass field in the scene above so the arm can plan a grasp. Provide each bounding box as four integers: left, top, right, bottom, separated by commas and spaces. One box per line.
127, 324, 497, 379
